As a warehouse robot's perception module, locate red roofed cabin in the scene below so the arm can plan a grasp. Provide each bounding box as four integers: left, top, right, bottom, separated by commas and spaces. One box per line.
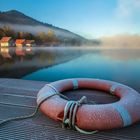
0, 37, 14, 47
15, 39, 26, 47
25, 40, 35, 47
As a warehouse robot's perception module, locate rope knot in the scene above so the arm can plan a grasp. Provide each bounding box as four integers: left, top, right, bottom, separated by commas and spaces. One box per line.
62, 96, 98, 134
63, 96, 87, 129
77, 96, 87, 106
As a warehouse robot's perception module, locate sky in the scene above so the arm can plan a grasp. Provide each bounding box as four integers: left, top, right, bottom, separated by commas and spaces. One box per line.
0, 0, 140, 39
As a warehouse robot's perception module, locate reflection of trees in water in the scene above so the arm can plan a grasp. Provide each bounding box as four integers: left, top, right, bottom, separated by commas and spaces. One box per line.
0, 56, 16, 72
0, 47, 86, 78
0, 47, 15, 66
1, 47, 140, 79
38, 51, 55, 65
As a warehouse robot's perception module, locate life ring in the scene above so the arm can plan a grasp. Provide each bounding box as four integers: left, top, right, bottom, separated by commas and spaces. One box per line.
37, 78, 140, 131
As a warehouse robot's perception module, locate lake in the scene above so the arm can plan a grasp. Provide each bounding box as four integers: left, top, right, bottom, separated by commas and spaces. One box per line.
0, 46, 140, 92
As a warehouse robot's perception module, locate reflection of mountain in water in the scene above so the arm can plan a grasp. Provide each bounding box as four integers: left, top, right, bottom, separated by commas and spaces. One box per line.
0, 47, 87, 78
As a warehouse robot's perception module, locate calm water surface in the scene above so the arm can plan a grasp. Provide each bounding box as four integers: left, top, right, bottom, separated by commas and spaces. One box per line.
0, 47, 140, 92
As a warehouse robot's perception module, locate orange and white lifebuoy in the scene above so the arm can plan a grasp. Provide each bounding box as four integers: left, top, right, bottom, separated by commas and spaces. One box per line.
37, 78, 140, 131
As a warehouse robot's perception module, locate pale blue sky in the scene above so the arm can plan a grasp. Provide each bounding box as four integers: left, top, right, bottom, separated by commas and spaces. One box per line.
0, 0, 140, 39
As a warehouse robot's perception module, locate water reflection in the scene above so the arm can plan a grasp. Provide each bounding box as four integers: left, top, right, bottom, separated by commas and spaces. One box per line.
26, 46, 33, 55
99, 49, 140, 61
15, 46, 26, 56
0, 47, 86, 78
0, 47, 12, 59
23, 47, 140, 92
0, 46, 140, 92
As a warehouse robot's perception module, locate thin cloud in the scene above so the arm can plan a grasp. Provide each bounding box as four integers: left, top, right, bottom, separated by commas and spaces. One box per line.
116, 0, 140, 18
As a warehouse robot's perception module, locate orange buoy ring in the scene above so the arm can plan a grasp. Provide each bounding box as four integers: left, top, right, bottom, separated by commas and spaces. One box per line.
37, 78, 140, 131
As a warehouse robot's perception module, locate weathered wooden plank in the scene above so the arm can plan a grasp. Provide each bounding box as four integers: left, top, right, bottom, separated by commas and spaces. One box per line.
0, 87, 38, 97
0, 78, 46, 91
0, 94, 36, 108
0, 104, 34, 120
0, 120, 138, 140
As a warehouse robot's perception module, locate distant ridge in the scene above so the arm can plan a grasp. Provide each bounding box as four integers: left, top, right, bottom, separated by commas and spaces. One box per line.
0, 10, 85, 40
0, 10, 50, 26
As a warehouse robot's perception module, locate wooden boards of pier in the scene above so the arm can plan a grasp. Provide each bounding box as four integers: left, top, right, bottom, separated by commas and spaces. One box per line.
0, 78, 140, 140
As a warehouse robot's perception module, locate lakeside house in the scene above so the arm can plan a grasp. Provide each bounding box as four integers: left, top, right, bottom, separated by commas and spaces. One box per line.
0, 37, 36, 48
0, 37, 14, 47
25, 40, 35, 47
25, 40, 35, 52
15, 39, 26, 47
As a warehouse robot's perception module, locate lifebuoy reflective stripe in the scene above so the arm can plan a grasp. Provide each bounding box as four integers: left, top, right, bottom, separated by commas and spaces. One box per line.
37, 78, 140, 130
72, 79, 79, 89
112, 104, 132, 127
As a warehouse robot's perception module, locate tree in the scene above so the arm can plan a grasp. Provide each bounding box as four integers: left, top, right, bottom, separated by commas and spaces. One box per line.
18, 31, 24, 39
36, 32, 47, 44
46, 29, 58, 43
0, 28, 5, 38
1, 26, 16, 39
23, 32, 35, 40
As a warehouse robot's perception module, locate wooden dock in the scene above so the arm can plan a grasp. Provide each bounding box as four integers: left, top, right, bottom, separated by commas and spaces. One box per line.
0, 78, 140, 140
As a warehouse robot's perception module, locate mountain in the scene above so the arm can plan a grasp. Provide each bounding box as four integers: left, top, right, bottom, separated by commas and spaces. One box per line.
0, 10, 85, 41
